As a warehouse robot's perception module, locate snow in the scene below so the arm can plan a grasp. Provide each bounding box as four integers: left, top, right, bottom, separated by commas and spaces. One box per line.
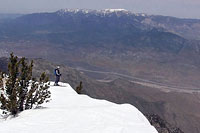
58, 8, 127, 14
104, 9, 128, 12
56, 8, 150, 18
57, 8, 130, 16
58, 9, 93, 14
0, 82, 157, 133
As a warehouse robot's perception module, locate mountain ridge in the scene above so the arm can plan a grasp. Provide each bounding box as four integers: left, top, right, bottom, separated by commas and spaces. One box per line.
0, 82, 157, 133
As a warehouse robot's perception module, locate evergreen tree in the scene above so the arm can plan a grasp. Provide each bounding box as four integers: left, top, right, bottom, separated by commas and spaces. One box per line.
0, 53, 51, 116
33, 72, 51, 107
6, 53, 19, 96
76, 81, 83, 94
1, 53, 20, 115
18, 58, 33, 111
25, 73, 51, 109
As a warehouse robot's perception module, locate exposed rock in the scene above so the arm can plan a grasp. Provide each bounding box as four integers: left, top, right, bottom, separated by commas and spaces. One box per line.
145, 114, 184, 133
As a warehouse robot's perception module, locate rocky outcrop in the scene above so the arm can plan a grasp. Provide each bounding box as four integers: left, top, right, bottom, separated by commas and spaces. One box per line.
145, 114, 184, 133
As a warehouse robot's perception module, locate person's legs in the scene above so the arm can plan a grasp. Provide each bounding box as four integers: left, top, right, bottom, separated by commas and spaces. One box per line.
57, 75, 60, 83
55, 76, 59, 85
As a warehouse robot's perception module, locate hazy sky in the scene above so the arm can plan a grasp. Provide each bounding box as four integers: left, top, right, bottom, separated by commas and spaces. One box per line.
0, 0, 200, 19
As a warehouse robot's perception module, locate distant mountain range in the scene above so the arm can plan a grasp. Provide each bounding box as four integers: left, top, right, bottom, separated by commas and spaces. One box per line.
0, 9, 200, 133
0, 9, 200, 88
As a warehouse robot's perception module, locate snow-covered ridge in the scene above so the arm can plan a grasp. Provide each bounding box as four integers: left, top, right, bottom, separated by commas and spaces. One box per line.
0, 82, 157, 133
57, 9, 94, 14
104, 9, 128, 12
57, 8, 148, 17
58, 8, 128, 13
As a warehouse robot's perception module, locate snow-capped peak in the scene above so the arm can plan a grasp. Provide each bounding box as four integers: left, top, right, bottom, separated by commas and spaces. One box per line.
56, 8, 149, 17
104, 9, 128, 12
57, 8, 130, 15
57, 9, 94, 14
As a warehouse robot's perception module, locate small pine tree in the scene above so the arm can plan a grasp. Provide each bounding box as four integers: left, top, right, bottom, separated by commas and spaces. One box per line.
76, 81, 83, 94
18, 58, 33, 111
0, 53, 51, 116
1, 53, 20, 115
29, 72, 51, 108
6, 53, 19, 96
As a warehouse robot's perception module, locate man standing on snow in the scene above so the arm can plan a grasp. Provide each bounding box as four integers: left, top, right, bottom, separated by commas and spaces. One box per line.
54, 66, 61, 86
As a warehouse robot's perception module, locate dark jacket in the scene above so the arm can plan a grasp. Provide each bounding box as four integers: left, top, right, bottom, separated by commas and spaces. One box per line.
55, 69, 61, 76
